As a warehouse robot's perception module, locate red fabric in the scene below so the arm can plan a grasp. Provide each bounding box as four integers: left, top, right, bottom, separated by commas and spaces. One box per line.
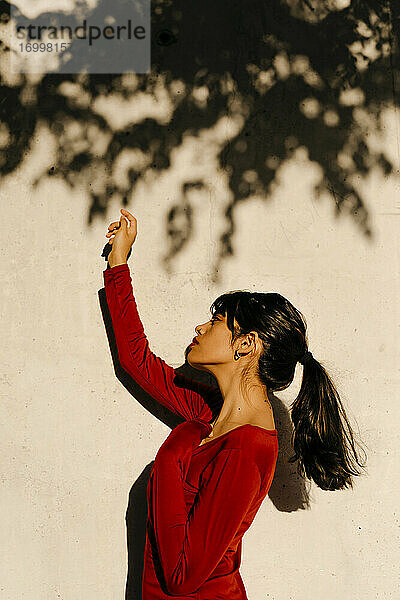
103, 264, 279, 599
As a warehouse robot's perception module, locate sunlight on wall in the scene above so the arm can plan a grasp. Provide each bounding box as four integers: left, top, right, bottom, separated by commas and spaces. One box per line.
1, 104, 398, 600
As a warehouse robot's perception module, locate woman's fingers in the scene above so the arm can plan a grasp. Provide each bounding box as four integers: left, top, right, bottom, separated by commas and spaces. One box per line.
104, 209, 137, 248
106, 220, 121, 239
120, 209, 138, 241
120, 209, 137, 227
120, 208, 135, 221
107, 221, 120, 231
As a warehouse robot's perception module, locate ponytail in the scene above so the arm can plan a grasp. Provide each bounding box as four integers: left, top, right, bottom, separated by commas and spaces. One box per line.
289, 355, 367, 491
208, 289, 367, 491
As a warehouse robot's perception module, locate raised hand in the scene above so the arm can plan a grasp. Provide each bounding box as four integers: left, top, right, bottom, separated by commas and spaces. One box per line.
105, 209, 138, 267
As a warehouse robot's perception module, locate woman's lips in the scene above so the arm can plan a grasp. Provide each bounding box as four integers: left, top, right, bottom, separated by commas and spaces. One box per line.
190, 338, 199, 345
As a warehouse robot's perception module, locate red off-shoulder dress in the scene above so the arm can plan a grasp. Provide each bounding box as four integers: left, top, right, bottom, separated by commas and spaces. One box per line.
103, 263, 279, 599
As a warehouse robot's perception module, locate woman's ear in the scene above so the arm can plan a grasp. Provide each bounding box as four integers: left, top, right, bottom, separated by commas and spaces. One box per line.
240, 331, 261, 355
251, 331, 262, 354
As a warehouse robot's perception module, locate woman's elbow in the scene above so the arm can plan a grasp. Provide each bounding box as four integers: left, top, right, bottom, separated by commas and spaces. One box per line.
118, 352, 141, 379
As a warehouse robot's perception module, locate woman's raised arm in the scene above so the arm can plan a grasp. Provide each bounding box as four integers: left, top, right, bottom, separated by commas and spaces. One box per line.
103, 263, 216, 422
102, 209, 219, 421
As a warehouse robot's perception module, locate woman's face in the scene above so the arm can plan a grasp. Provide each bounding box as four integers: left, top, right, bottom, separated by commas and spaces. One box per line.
186, 312, 236, 370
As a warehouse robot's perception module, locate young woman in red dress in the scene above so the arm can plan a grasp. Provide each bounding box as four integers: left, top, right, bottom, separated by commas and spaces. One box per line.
102, 208, 365, 599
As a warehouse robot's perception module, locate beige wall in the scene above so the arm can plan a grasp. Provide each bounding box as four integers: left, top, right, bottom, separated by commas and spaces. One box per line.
1, 108, 399, 599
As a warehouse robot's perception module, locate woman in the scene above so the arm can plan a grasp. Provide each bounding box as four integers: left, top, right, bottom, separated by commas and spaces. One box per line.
102, 208, 366, 599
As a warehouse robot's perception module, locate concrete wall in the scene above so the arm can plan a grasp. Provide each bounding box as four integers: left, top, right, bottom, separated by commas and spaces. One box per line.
1, 108, 399, 599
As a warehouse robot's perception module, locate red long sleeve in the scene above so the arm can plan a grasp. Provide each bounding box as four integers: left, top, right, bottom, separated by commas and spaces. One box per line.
102, 263, 279, 599
148, 420, 269, 596
102, 263, 215, 422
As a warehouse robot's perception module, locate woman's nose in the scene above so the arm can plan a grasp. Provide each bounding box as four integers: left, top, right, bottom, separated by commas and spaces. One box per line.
195, 324, 203, 335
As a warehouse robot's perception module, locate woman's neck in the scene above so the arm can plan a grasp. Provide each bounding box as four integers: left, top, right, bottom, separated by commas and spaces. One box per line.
209, 369, 273, 432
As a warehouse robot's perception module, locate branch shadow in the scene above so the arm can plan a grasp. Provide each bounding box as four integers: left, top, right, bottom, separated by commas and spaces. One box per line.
1, 0, 399, 280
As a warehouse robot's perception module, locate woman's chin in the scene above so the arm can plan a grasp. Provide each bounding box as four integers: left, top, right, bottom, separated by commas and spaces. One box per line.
186, 352, 198, 367
186, 349, 204, 370
185, 345, 196, 362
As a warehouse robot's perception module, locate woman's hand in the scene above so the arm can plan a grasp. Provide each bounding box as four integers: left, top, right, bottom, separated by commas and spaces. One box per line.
106, 209, 138, 267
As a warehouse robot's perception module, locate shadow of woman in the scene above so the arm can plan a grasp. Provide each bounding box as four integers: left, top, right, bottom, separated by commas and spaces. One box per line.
99, 287, 310, 599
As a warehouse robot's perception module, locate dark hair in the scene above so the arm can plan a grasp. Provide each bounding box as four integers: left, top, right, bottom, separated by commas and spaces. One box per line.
210, 290, 367, 492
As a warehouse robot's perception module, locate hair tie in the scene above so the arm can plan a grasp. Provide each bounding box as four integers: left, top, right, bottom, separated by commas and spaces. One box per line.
299, 350, 313, 365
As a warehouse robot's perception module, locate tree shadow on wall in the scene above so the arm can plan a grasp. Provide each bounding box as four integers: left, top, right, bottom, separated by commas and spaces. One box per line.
99, 285, 311, 599
1, 0, 399, 279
